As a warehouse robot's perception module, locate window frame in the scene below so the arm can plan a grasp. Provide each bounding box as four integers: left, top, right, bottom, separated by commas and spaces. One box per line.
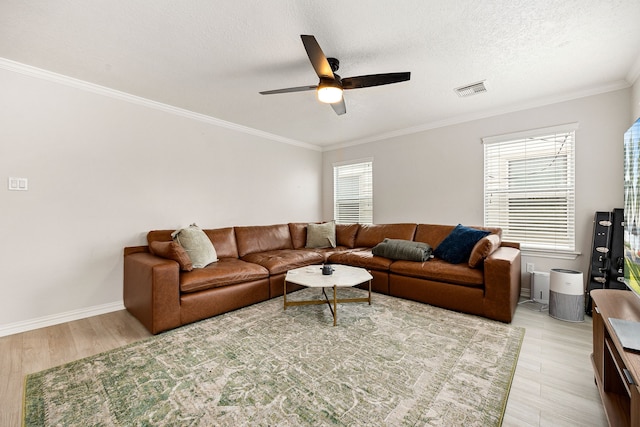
482, 123, 579, 258
333, 158, 373, 225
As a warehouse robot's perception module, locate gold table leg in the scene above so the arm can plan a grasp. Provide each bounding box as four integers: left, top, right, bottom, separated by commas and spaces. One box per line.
283, 274, 373, 326
333, 285, 337, 326
283, 280, 287, 310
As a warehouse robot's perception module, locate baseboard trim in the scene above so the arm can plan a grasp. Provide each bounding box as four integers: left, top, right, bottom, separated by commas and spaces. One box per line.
0, 301, 125, 337
1, 288, 534, 337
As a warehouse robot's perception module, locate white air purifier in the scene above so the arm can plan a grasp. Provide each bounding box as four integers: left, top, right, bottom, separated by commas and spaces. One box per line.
531, 271, 550, 304
549, 268, 584, 322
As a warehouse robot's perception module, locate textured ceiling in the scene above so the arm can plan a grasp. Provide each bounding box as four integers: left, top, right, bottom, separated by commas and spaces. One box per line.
1, 0, 639, 149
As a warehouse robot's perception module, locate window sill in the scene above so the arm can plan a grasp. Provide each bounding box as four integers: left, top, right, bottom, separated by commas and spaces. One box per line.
520, 248, 581, 260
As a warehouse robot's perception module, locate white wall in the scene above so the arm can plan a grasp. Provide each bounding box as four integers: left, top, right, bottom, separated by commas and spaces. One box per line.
0, 68, 322, 333
323, 89, 631, 293
2, 64, 634, 334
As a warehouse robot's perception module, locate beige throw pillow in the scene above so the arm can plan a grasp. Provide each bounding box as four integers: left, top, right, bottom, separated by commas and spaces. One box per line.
306, 221, 337, 249
171, 224, 217, 268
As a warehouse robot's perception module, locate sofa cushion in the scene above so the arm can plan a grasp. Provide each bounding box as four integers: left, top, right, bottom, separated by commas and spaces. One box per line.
288, 223, 308, 249
180, 258, 269, 293
203, 227, 239, 259
328, 249, 394, 271
433, 224, 491, 264
372, 238, 432, 262
336, 223, 359, 248
414, 224, 501, 248
299, 246, 354, 262
390, 258, 484, 287
354, 223, 417, 248
149, 241, 193, 271
147, 230, 175, 245
290, 222, 356, 249
413, 224, 456, 248
306, 221, 337, 249
172, 224, 218, 268
468, 234, 502, 268
148, 227, 239, 259
235, 224, 293, 257
241, 249, 324, 275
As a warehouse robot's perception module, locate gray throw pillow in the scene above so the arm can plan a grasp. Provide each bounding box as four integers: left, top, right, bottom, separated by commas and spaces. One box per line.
306, 221, 337, 249
372, 238, 432, 262
171, 224, 218, 268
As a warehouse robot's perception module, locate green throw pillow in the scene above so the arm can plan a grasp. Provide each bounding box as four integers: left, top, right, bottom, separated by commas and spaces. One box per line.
171, 224, 218, 268
306, 221, 337, 249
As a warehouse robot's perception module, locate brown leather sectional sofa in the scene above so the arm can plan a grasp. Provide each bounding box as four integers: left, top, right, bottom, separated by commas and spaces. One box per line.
124, 222, 521, 334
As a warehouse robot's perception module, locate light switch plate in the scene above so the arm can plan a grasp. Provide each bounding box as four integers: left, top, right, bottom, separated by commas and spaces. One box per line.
8, 177, 28, 191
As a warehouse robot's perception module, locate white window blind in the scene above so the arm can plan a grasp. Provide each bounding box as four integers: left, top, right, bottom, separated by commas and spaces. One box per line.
333, 160, 373, 224
483, 124, 577, 252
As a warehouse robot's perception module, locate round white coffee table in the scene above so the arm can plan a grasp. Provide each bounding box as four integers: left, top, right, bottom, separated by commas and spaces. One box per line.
284, 264, 373, 326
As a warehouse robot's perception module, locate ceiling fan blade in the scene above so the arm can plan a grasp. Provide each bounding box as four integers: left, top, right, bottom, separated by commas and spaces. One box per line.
300, 35, 335, 79
341, 72, 411, 90
330, 98, 346, 115
259, 85, 317, 95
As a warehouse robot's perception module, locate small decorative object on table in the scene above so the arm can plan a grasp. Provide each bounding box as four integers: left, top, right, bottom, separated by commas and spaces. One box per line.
322, 264, 334, 275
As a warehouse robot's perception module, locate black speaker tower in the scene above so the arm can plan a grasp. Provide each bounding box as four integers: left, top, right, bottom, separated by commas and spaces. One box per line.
585, 209, 626, 315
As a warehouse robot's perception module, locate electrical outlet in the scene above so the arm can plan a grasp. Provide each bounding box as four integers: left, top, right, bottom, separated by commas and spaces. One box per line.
526, 263, 535, 273
8, 177, 28, 191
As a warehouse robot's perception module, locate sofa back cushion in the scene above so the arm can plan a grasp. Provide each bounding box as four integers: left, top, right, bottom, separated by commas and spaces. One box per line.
203, 227, 239, 259
468, 233, 502, 267
336, 223, 359, 248
147, 230, 174, 245
289, 222, 360, 249
288, 223, 308, 249
149, 240, 193, 271
235, 224, 293, 257
147, 227, 239, 259
414, 224, 501, 247
354, 223, 417, 248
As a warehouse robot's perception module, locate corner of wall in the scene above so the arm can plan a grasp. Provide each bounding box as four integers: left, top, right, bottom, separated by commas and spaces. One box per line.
633, 79, 640, 122
631, 68, 640, 121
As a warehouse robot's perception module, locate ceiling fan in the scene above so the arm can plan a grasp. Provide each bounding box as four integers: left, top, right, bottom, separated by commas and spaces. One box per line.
259, 35, 411, 115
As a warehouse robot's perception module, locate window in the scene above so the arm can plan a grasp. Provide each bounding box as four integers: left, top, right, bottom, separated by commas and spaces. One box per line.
333, 159, 373, 224
483, 123, 577, 253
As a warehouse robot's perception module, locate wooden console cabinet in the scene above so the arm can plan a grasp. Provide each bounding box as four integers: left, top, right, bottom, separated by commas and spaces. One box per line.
591, 289, 640, 426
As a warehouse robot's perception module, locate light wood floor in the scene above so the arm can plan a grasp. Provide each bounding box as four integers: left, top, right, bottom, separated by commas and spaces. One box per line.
0, 301, 607, 426
504, 301, 607, 426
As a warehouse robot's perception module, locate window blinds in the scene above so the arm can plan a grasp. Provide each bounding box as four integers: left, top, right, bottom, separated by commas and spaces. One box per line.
483, 124, 577, 252
333, 160, 373, 224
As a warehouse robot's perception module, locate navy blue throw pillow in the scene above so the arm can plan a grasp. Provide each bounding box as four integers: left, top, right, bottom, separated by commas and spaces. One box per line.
433, 224, 491, 264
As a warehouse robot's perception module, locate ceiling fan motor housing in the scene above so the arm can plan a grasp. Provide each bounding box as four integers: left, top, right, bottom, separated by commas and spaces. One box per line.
327, 57, 340, 73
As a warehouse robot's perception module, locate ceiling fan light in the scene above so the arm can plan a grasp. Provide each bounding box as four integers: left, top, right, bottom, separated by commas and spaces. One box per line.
317, 83, 343, 104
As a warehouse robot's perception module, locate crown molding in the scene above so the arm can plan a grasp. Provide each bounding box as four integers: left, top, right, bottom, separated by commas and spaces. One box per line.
0, 58, 322, 152
1, 57, 632, 153
323, 79, 632, 151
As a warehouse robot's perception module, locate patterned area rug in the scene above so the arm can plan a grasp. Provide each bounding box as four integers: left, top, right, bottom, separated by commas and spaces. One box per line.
24, 288, 524, 426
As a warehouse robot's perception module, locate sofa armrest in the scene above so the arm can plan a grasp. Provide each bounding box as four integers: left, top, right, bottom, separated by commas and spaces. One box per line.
482, 246, 521, 322
124, 251, 181, 334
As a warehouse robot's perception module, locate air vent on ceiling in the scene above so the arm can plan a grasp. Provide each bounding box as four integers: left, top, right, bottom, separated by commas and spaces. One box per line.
455, 81, 487, 97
